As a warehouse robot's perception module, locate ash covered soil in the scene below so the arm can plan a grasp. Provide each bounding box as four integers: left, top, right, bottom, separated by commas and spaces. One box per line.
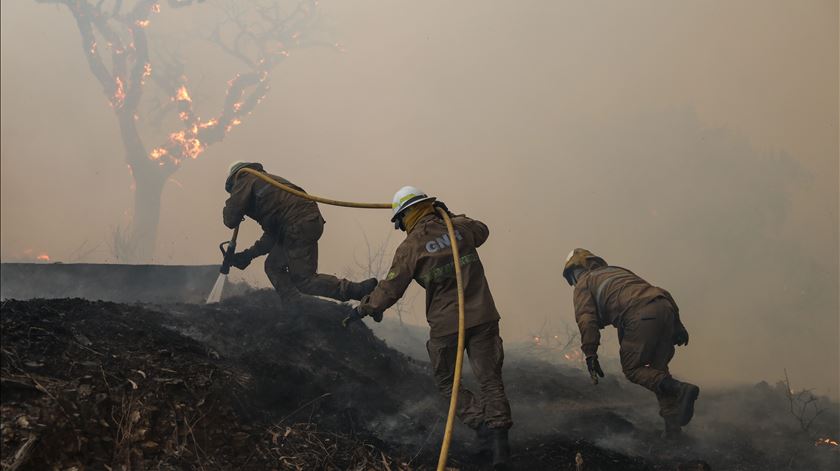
1, 291, 837, 470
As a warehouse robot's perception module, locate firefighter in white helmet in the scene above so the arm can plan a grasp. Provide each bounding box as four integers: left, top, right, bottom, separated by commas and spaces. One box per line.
351, 186, 512, 468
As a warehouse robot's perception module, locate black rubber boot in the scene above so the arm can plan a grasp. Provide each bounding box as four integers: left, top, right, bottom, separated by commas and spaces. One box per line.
662, 416, 683, 440
475, 423, 492, 458
660, 378, 700, 426
345, 277, 378, 301
491, 428, 510, 469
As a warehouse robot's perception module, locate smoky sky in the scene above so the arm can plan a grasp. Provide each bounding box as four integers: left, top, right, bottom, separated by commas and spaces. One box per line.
1, 1, 837, 396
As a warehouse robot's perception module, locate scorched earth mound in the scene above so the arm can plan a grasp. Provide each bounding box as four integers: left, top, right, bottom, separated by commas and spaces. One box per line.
1, 291, 838, 470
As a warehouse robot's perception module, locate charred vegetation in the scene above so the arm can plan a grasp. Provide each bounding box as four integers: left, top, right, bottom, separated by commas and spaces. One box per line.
1, 292, 838, 470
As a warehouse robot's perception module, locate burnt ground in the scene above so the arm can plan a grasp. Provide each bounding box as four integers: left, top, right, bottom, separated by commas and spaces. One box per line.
1, 291, 838, 470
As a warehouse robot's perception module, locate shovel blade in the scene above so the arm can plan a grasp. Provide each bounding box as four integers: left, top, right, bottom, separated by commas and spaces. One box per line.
206, 273, 227, 304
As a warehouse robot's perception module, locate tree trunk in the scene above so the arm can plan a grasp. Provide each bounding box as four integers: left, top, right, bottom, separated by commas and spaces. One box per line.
115, 112, 173, 263
127, 170, 167, 263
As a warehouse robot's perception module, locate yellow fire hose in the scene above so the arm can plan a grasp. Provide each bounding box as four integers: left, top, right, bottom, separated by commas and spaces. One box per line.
434, 206, 466, 471
239, 168, 392, 209
234, 168, 465, 470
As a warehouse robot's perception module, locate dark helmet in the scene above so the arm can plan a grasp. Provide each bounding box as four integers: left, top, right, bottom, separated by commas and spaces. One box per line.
562, 248, 607, 286
225, 161, 264, 192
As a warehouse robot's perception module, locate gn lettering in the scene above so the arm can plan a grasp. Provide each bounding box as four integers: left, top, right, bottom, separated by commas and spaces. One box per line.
425, 231, 463, 253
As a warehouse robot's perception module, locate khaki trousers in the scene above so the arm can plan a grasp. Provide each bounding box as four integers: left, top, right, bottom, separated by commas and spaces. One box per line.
619, 297, 678, 418
426, 320, 513, 430
264, 217, 352, 300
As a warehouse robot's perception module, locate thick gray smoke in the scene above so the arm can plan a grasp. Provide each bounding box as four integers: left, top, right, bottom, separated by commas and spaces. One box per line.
1, 1, 837, 398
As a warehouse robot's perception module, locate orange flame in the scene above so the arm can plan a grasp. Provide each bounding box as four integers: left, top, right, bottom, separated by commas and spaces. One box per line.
816, 437, 839, 447
563, 350, 585, 363
135, 19, 150, 28
168, 128, 204, 160
142, 63, 152, 82
112, 77, 126, 108
199, 118, 219, 129
178, 111, 190, 121
150, 147, 168, 160
89, 41, 97, 55
225, 118, 242, 132
36, 253, 50, 262
152, 3, 160, 13
174, 85, 192, 103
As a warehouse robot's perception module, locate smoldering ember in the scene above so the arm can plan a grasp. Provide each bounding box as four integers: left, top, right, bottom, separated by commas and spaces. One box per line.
1, 1, 838, 471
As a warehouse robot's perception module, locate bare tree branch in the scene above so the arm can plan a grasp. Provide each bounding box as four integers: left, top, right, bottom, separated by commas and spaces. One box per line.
37, 0, 335, 261
783, 369, 827, 435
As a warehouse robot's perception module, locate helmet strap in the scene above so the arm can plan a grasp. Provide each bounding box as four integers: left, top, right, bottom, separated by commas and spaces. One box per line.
394, 213, 406, 231
570, 267, 585, 285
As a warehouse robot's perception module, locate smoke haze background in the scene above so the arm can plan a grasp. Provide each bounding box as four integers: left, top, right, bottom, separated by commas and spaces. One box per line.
1, 1, 837, 397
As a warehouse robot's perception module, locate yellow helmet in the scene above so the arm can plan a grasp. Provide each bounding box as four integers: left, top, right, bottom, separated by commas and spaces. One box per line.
562, 248, 607, 285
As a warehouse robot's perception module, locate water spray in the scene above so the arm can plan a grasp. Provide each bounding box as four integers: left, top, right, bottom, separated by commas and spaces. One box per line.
206, 225, 239, 304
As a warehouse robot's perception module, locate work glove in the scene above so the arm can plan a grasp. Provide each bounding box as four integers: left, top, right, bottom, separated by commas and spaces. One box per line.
673, 326, 689, 346
586, 355, 605, 385
229, 251, 253, 270
341, 306, 383, 328
360, 296, 384, 323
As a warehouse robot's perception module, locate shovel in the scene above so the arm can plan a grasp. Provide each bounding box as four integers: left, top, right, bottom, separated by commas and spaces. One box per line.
206, 226, 240, 304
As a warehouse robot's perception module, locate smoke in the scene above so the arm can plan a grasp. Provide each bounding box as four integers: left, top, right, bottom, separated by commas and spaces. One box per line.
1, 0, 837, 398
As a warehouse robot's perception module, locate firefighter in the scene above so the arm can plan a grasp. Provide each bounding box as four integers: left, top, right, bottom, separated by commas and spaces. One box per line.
562, 248, 699, 438
352, 186, 512, 468
222, 161, 377, 302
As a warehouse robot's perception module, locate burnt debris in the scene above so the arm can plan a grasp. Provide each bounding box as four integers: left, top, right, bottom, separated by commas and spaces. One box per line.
2, 293, 838, 470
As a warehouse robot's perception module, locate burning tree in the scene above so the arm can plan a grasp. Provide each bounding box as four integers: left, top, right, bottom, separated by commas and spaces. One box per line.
36, 0, 336, 262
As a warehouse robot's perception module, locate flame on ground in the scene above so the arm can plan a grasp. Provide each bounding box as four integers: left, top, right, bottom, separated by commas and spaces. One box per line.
22, 249, 51, 262
815, 437, 839, 448
563, 350, 585, 363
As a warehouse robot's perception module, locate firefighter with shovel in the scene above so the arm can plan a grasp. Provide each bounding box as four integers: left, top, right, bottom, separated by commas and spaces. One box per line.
562, 248, 699, 439
218, 161, 377, 303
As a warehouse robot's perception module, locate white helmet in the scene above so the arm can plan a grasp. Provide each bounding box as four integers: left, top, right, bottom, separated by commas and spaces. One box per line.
391, 186, 435, 222
225, 161, 260, 193
228, 160, 249, 177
